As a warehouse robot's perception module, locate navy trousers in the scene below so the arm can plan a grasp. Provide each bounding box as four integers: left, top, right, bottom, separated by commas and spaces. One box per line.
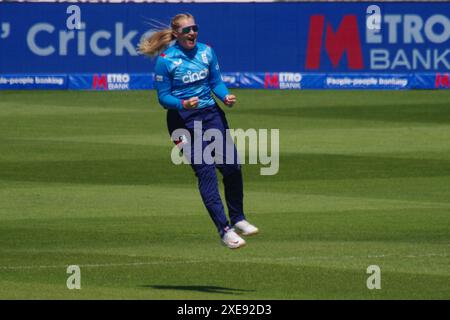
167, 105, 245, 237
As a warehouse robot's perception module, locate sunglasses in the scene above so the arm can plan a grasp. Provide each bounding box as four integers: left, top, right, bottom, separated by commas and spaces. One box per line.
179, 25, 199, 34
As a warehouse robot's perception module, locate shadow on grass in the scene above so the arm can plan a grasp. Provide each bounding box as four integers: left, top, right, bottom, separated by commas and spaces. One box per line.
141, 285, 255, 295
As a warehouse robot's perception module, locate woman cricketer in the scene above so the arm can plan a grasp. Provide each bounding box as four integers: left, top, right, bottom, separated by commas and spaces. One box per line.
139, 13, 258, 249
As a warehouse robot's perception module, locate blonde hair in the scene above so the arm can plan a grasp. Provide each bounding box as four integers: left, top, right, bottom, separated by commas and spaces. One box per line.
138, 13, 194, 57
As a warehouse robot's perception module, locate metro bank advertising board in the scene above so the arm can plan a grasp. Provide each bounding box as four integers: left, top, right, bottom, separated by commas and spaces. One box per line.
0, 2, 448, 74
305, 13, 448, 72
0, 2, 448, 90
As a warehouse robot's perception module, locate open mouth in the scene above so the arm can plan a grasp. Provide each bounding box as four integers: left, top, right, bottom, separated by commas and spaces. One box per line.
186, 35, 196, 45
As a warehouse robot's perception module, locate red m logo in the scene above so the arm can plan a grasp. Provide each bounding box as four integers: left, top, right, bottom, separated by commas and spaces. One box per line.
306, 15, 364, 70
435, 73, 450, 88
264, 73, 279, 89
93, 74, 108, 90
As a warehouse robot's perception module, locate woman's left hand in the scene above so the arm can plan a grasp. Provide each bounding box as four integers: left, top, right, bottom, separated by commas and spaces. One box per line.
224, 94, 236, 107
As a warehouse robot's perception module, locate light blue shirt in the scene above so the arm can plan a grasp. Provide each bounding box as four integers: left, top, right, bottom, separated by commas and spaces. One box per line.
154, 42, 229, 110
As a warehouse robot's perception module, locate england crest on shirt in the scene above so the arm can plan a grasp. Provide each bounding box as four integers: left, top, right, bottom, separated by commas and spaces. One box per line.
201, 52, 208, 64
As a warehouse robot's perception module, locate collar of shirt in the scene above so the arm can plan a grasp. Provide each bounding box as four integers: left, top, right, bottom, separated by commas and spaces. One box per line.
174, 42, 199, 56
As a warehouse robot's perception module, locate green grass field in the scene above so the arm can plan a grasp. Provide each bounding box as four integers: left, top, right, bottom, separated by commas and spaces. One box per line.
0, 89, 449, 299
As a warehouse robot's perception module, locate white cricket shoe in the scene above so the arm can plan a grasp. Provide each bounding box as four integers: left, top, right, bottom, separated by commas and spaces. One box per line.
233, 220, 259, 236
221, 229, 246, 249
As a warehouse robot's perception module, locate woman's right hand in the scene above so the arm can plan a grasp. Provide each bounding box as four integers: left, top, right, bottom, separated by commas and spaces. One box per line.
224, 94, 236, 107
182, 97, 199, 109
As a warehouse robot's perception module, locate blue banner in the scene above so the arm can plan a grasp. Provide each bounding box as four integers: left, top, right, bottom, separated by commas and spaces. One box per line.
1, 72, 448, 90
238, 72, 414, 89
0, 2, 448, 74
68, 73, 153, 90
324, 74, 412, 89
221, 72, 240, 88
239, 73, 328, 90
413, 72, 450, 89
0, 74, 67, 89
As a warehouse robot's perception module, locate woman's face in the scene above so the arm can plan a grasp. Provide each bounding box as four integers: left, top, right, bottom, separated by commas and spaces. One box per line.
174, 18, 198, 50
